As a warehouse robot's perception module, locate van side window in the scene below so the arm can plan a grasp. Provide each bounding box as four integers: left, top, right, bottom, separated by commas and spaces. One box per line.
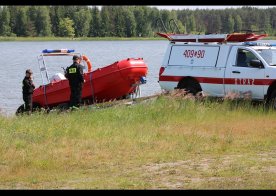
235, 49, 259, 67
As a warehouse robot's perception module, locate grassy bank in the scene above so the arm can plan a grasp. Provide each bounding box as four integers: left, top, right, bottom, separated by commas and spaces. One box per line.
0, 94, 275, 189
0, 36, 164, 42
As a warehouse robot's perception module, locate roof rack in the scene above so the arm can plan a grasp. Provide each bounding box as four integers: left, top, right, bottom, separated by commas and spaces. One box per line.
156, 32, 268, 43
154, 17, 268, 43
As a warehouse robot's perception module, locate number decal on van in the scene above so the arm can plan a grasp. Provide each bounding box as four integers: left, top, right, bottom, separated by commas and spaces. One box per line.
183, 50, 205, 58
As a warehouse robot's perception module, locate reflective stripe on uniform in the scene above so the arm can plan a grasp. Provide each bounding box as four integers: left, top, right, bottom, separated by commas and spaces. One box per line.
69, 68, 77, 73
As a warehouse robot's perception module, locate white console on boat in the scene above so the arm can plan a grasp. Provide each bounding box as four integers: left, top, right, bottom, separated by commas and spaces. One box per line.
50, 73, 66, 83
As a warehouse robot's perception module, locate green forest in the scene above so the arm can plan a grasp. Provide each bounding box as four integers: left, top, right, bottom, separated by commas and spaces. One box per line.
0, 6, 276, 38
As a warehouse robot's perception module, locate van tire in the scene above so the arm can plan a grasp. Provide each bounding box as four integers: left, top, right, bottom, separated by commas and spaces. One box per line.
177, 78, 202, 96
268, 89, 276, 109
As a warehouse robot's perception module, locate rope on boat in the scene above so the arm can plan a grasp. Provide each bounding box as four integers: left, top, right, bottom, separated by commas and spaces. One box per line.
89, 71, 95, 104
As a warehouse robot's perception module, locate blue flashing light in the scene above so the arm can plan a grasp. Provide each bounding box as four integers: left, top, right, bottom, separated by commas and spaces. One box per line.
244, 42, 276, 47
140, 76, 147, 84
42, 49, 75, 53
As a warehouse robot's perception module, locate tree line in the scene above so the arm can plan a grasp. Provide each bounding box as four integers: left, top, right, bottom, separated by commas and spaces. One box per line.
0, 6, 276, 38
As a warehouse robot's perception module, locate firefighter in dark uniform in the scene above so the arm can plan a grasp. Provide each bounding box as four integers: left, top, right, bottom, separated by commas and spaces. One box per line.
65, 55, 84, 109
22, 69, 35, 114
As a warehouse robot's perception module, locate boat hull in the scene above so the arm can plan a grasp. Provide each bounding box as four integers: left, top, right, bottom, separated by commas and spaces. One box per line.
32, 58, 148, 108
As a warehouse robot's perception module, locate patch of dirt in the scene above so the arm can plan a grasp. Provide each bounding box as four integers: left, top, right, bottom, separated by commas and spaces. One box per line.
140, 151, 276, 189
263, 166, 276, 174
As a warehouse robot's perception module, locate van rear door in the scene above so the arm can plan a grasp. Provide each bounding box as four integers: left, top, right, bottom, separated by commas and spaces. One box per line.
163, 44, 226, 96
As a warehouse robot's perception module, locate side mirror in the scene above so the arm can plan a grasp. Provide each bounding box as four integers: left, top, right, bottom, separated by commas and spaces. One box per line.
250, 59, 264, 68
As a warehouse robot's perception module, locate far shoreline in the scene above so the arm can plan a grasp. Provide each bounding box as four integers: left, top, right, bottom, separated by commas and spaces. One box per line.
0, 36, 164, 42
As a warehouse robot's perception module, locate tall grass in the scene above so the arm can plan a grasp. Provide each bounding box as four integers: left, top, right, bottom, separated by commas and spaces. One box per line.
0, 94, 275, 189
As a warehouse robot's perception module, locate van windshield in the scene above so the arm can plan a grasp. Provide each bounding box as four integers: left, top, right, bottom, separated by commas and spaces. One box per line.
257, 49, 276, 66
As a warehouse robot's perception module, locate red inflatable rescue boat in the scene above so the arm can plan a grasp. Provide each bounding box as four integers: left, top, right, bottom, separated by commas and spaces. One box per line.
16, 49, 148, 113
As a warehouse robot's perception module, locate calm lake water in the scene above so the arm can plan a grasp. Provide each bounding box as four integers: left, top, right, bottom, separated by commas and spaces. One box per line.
0, 40, 168, 116
1, 40, 276, 116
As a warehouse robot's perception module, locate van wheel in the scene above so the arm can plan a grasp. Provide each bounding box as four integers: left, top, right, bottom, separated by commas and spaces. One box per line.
177, 79, 202, 96
268, 89, 276, 109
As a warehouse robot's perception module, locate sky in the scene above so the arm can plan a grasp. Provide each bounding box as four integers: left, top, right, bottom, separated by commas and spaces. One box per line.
96, 6, 276, 10
150, 6, 276, 10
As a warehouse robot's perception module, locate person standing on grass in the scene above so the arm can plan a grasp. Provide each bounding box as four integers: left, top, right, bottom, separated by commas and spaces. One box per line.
65, 55, 84, 109
22, 69, 35, 114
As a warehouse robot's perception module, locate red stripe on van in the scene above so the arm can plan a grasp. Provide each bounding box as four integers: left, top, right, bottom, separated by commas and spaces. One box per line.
159, 76, 274, 86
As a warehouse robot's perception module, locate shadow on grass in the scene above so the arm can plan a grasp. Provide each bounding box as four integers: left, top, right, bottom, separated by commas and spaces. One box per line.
161, 89, 271, 113
13, 89, 275, 117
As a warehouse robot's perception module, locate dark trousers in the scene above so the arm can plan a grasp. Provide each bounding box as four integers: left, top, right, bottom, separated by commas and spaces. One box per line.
23, 94, 33, 112
69, 84, 83, 107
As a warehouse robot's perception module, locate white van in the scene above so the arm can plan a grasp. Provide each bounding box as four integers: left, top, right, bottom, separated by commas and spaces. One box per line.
158, 32, 276, 107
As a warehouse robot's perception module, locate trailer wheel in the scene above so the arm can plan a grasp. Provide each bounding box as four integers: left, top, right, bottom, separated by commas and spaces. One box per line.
15, 103, 42, 115
177, 78, 202, 96
32, 103, 42, 112
15, 104, 25, 115
56, 103, 69, 110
